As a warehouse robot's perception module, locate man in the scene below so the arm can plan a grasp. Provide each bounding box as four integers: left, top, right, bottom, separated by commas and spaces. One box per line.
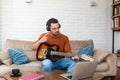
32, 18, 79, 73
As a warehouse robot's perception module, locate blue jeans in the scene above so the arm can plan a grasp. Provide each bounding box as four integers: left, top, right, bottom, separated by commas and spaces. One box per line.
41, 58, 76, 73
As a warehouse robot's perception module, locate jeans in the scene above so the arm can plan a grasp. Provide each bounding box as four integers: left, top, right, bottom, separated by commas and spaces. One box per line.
41, 58, 77, 73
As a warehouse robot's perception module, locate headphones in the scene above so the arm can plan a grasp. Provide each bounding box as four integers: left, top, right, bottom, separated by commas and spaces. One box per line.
46, 18, 61, 31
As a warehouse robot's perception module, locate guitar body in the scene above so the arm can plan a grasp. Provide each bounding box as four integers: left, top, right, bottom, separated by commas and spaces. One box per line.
36, 43, 59, 61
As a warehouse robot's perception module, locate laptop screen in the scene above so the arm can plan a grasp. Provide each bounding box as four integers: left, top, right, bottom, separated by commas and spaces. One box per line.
60, 61, 97, 80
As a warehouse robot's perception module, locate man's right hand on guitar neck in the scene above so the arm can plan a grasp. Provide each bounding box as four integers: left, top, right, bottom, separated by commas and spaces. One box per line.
71, 55, 80, 61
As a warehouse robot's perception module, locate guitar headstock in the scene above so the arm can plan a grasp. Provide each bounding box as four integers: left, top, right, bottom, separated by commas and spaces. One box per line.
81, 54, 94, 62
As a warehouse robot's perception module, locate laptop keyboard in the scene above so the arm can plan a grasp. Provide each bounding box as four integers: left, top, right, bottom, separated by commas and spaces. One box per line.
66, 75, 72, 79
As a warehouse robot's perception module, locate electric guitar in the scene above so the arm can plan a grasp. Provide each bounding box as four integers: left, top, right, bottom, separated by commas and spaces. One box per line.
36, 43, 94, 61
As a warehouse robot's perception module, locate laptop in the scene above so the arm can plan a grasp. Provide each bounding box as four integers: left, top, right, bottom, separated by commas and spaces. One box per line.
60, 61, 97, 80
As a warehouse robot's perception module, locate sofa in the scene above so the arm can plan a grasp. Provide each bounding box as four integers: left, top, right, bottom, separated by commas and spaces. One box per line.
0, 39, 117, 79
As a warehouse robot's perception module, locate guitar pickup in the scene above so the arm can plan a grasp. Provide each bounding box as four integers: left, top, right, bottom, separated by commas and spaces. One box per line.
42, 50, 47, 54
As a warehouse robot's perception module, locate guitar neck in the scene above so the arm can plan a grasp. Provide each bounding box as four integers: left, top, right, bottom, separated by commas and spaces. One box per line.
51, 51, 94, 61
51, 51, 75, 57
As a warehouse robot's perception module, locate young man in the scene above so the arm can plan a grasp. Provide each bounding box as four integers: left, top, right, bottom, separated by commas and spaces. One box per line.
32, 18, 79, 73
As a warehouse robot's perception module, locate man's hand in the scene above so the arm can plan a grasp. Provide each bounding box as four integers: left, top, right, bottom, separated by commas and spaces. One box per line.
71, 55, 79, 60
39, 33, 48, 43
32, 33, 48, 50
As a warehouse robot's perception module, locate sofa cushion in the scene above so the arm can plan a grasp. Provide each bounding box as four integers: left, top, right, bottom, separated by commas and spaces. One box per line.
10, 61, 42, 72
0, 49, 12, 65
80, 45, 94, 57
0, 65, 12, 75
6, 39, 33, 51
96, 62, 109, 72
8, 48, 30, 65
23, 50, 37, 61
93, 49, 111, 63
70, 40, 94, 55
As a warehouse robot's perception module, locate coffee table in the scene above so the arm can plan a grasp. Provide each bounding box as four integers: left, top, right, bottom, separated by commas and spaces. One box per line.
2, 71, 104, 80
2, 71, 65, 80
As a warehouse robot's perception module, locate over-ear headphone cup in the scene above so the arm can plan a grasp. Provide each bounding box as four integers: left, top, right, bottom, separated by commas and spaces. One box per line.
46, 26, 50, 31
59, 24, 61, 28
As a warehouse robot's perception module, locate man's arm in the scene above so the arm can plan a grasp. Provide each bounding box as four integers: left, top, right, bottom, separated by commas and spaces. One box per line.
32, 33, 48, 50
64, 37, 79, 60
64, 36, 72, 53
32, 40, 42, 50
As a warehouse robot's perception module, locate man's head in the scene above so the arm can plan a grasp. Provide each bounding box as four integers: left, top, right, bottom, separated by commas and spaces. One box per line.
46, 18, 61, 36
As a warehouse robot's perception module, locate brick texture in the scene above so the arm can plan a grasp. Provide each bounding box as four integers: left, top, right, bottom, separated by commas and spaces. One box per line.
0, 0, 116, 52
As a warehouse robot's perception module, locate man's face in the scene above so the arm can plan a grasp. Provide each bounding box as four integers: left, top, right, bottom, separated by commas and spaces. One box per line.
50, 23, 60, 36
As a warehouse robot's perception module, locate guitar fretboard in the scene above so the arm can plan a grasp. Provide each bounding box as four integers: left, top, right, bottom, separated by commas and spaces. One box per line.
51, 51, 94, 61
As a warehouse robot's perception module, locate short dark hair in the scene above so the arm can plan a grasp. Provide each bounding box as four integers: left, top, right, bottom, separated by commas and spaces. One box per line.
46, 18, 61, 31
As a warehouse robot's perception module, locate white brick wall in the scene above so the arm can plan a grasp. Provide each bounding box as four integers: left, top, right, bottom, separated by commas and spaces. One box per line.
0, 1, 2, 50
0, 0, 118, 52
0, 22, 1, 50
0, 21, 1, 50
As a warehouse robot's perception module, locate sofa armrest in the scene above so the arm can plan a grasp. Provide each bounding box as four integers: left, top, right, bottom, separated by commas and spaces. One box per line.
93, 49, 117, 76
93, 49, 111, 63
105, 53, 117, 76
0, 49, 12, 66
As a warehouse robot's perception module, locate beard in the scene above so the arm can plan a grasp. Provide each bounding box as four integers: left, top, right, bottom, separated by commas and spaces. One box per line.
51, 31, 60, 36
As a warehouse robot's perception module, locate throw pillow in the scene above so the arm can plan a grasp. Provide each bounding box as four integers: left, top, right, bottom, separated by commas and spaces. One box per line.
93, 49, 110, 63
0, 49, 12, 65
8, 48, 30, 65
79, 45, 94, 57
